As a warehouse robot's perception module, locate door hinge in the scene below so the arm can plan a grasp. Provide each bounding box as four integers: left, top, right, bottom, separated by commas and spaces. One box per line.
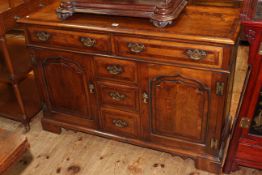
240, 117, 251, 128
210, 138, 219, 150
216, 82, 225, 96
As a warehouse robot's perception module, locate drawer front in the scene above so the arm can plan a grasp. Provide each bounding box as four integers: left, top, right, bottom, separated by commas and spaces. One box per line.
27, 27, 111, 53
101, 108, 139, 138
97, 82, 139, 112
114, 36, 223, 68
94, 56, 138, 83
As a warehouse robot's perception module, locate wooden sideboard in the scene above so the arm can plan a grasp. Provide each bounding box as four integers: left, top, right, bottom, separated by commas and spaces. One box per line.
19, 2, 241, 173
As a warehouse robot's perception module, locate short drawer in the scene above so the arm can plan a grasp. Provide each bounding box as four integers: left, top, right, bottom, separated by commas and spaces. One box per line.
114, 36, 223, 68
101, 108, 140, 138
27, 27, 111, 54
97, 82, 139, 112
94, 56, 138, 83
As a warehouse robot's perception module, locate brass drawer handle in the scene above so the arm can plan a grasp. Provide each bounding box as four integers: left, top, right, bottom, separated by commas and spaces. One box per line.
113, 119, 128, 128
106, 65, 123, 75
80, 37, 96, 47
109, 91, 126, 101
185, 49, 207, 61
128, 43, 145, 53
36, 32, 50, 42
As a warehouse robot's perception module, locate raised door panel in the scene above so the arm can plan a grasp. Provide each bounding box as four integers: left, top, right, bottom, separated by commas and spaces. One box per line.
35, 50, 95, 121
151, 75, 210, 143
141, 64, 226, 155
43, 57, 91, 117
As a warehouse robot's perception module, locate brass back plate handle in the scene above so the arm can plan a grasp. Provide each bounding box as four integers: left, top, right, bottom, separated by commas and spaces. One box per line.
113, 119, 128, 128
128, 43, 145, 53
80, 37, 96, 47
36, 31, 50, 42
109, 91, 126, 101
185, 49, 207, 61
106, 65, 123, 75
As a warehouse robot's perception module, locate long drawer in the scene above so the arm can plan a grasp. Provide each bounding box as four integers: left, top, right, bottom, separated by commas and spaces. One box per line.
27, 27, 112, 54
114, 35, 224, 69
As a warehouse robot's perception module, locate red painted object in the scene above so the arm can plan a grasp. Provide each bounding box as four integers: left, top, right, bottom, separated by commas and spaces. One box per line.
223, 0, 262, 173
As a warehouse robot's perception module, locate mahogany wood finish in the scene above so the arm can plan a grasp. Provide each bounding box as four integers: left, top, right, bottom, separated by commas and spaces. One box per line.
56, 0, 188, 28
224, 0, 262, 173
0, 0, 51, 130
0, 128, 29, 174
19, 2, 241, 173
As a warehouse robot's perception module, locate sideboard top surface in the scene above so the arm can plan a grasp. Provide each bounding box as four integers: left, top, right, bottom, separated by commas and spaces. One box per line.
19, 1, 241, 45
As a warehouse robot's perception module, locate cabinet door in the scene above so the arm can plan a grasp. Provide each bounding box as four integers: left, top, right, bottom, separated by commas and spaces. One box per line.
140, 64, 227, 155
34, 49, 97, 127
